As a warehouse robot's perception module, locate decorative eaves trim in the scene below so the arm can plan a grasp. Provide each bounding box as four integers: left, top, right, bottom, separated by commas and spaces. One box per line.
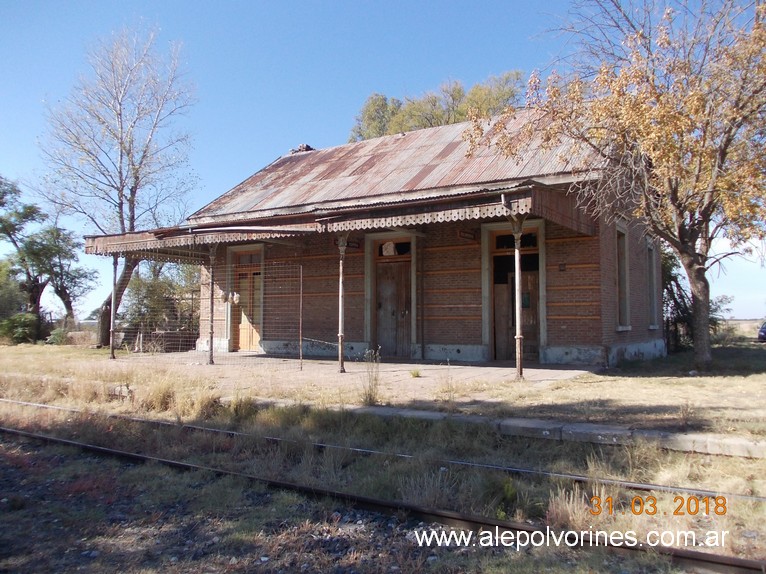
319, 199, 532, 232
85, 230, 298, 256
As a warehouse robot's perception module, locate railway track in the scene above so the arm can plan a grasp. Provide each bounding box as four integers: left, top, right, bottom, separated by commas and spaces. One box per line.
2, 398, 763, 504
1, 398, 764, 573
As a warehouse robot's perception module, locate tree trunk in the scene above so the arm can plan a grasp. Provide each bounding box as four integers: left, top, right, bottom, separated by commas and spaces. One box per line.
25, 277, 49, 341
97, 257, 139, 347
53, 285, 76, 328
683, 261, 713, 371
97, 304, 111, 347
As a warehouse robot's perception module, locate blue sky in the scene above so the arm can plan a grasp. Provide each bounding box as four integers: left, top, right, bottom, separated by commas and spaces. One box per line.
1, 0, 763, 320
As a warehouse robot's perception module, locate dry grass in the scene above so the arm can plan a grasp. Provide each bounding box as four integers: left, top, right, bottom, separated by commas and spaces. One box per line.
1, 392, 764, 562
724, 319, 764, 339
546, 484, 592, 531
436, 363, 458, 411
5, 434, 684, 574
2, 342, 764, 436
359, 348, 382, 406
1, 343, 765, 564
398, 464, 459, 508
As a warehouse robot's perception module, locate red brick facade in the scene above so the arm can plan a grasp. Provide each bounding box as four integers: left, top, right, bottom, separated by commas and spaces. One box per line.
198, 216, 664, 366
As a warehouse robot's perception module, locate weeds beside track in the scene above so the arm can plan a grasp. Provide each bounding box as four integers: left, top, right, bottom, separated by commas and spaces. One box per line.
1, 398, 764, 572
1, 398, 763, 504
1, 422, 764, 574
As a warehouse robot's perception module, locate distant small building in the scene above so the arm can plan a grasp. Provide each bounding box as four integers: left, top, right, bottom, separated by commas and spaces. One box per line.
86, 113, 665, 366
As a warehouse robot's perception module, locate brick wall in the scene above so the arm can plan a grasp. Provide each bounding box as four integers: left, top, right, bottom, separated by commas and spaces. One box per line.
599, 220, 664, 347
197, 263, 229, 350
195, 215, 663, 362
420, 222, 483, 346
545, 222, 602, 346
264, 234, 365, 346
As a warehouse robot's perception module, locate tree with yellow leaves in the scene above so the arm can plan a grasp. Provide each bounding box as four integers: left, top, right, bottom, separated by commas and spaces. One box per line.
468, 0, 766, 370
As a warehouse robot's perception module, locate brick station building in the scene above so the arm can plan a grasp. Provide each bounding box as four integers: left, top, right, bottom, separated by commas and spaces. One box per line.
85, 113, 665, 367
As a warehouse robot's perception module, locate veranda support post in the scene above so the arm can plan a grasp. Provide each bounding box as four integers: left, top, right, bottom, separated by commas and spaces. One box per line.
109, 254, 118, 360
502, 195, 527, 381
208, 245, 218, 365
299, 264, 304, 371
513, 228, 524, 380
337, 233, 348, 373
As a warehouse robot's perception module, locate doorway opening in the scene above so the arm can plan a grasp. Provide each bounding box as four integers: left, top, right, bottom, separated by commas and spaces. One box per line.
491, 231, 539, 360
234, 251, 262, 352
374, 239, 412, 358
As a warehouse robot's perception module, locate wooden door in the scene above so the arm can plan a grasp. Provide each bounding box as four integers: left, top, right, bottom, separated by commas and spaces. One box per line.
518, 272, 539, 356
236, 270, 262, 351
493, 283, 511, 359
493, 270, 539, 360
376, 261, 411, 357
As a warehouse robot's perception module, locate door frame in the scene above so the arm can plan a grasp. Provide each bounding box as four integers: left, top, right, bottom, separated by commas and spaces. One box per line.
481, 220, 547, 354
364, 231, 419, 356
235, 267, 263, 351
226, 245, 264, 352
374, 258, 411, 357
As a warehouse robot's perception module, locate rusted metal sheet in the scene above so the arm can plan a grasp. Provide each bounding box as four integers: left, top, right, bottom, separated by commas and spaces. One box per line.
87, 111, 599, 259
189, 110, 598, 226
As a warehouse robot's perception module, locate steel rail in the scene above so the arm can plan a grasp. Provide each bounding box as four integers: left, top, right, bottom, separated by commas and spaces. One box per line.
0, 424, 763, 574
2, 398, 764, 504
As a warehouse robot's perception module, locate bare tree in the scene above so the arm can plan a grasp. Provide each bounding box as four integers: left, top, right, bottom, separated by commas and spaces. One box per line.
41, 28, 196, 346
468, 0, 766, 370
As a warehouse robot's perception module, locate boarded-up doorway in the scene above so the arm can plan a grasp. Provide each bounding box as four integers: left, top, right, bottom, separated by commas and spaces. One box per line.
375, 240, 411, 358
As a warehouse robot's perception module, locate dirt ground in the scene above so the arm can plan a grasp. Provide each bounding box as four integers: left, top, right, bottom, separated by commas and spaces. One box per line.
2, 338, 763, 438
0, 436, 449, 574
1, 342, 764, 572
118, 343, 766, 437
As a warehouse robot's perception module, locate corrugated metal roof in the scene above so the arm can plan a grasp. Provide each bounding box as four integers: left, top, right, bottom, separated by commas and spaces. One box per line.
84, 227, 315, 258
189, 110, 596, 225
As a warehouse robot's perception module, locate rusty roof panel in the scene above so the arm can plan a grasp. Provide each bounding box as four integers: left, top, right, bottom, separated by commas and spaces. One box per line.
402, 163, 439, 191
190, 110, 599, 224
414, 159, 454, 190
310, 176, 358, 203
434, 140, 462, 161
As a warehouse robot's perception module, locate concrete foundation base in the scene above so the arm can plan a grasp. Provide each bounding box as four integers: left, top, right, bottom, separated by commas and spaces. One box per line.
606, 338, 666, 366
195, 337, 231, 353
540, 345, 606, 365
540, 338, 666, 367
422, 344, 489, 363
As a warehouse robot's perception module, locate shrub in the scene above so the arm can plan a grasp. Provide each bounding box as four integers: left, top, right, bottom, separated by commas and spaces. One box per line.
0, 313, 39, 344
46, 328, 69, 345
